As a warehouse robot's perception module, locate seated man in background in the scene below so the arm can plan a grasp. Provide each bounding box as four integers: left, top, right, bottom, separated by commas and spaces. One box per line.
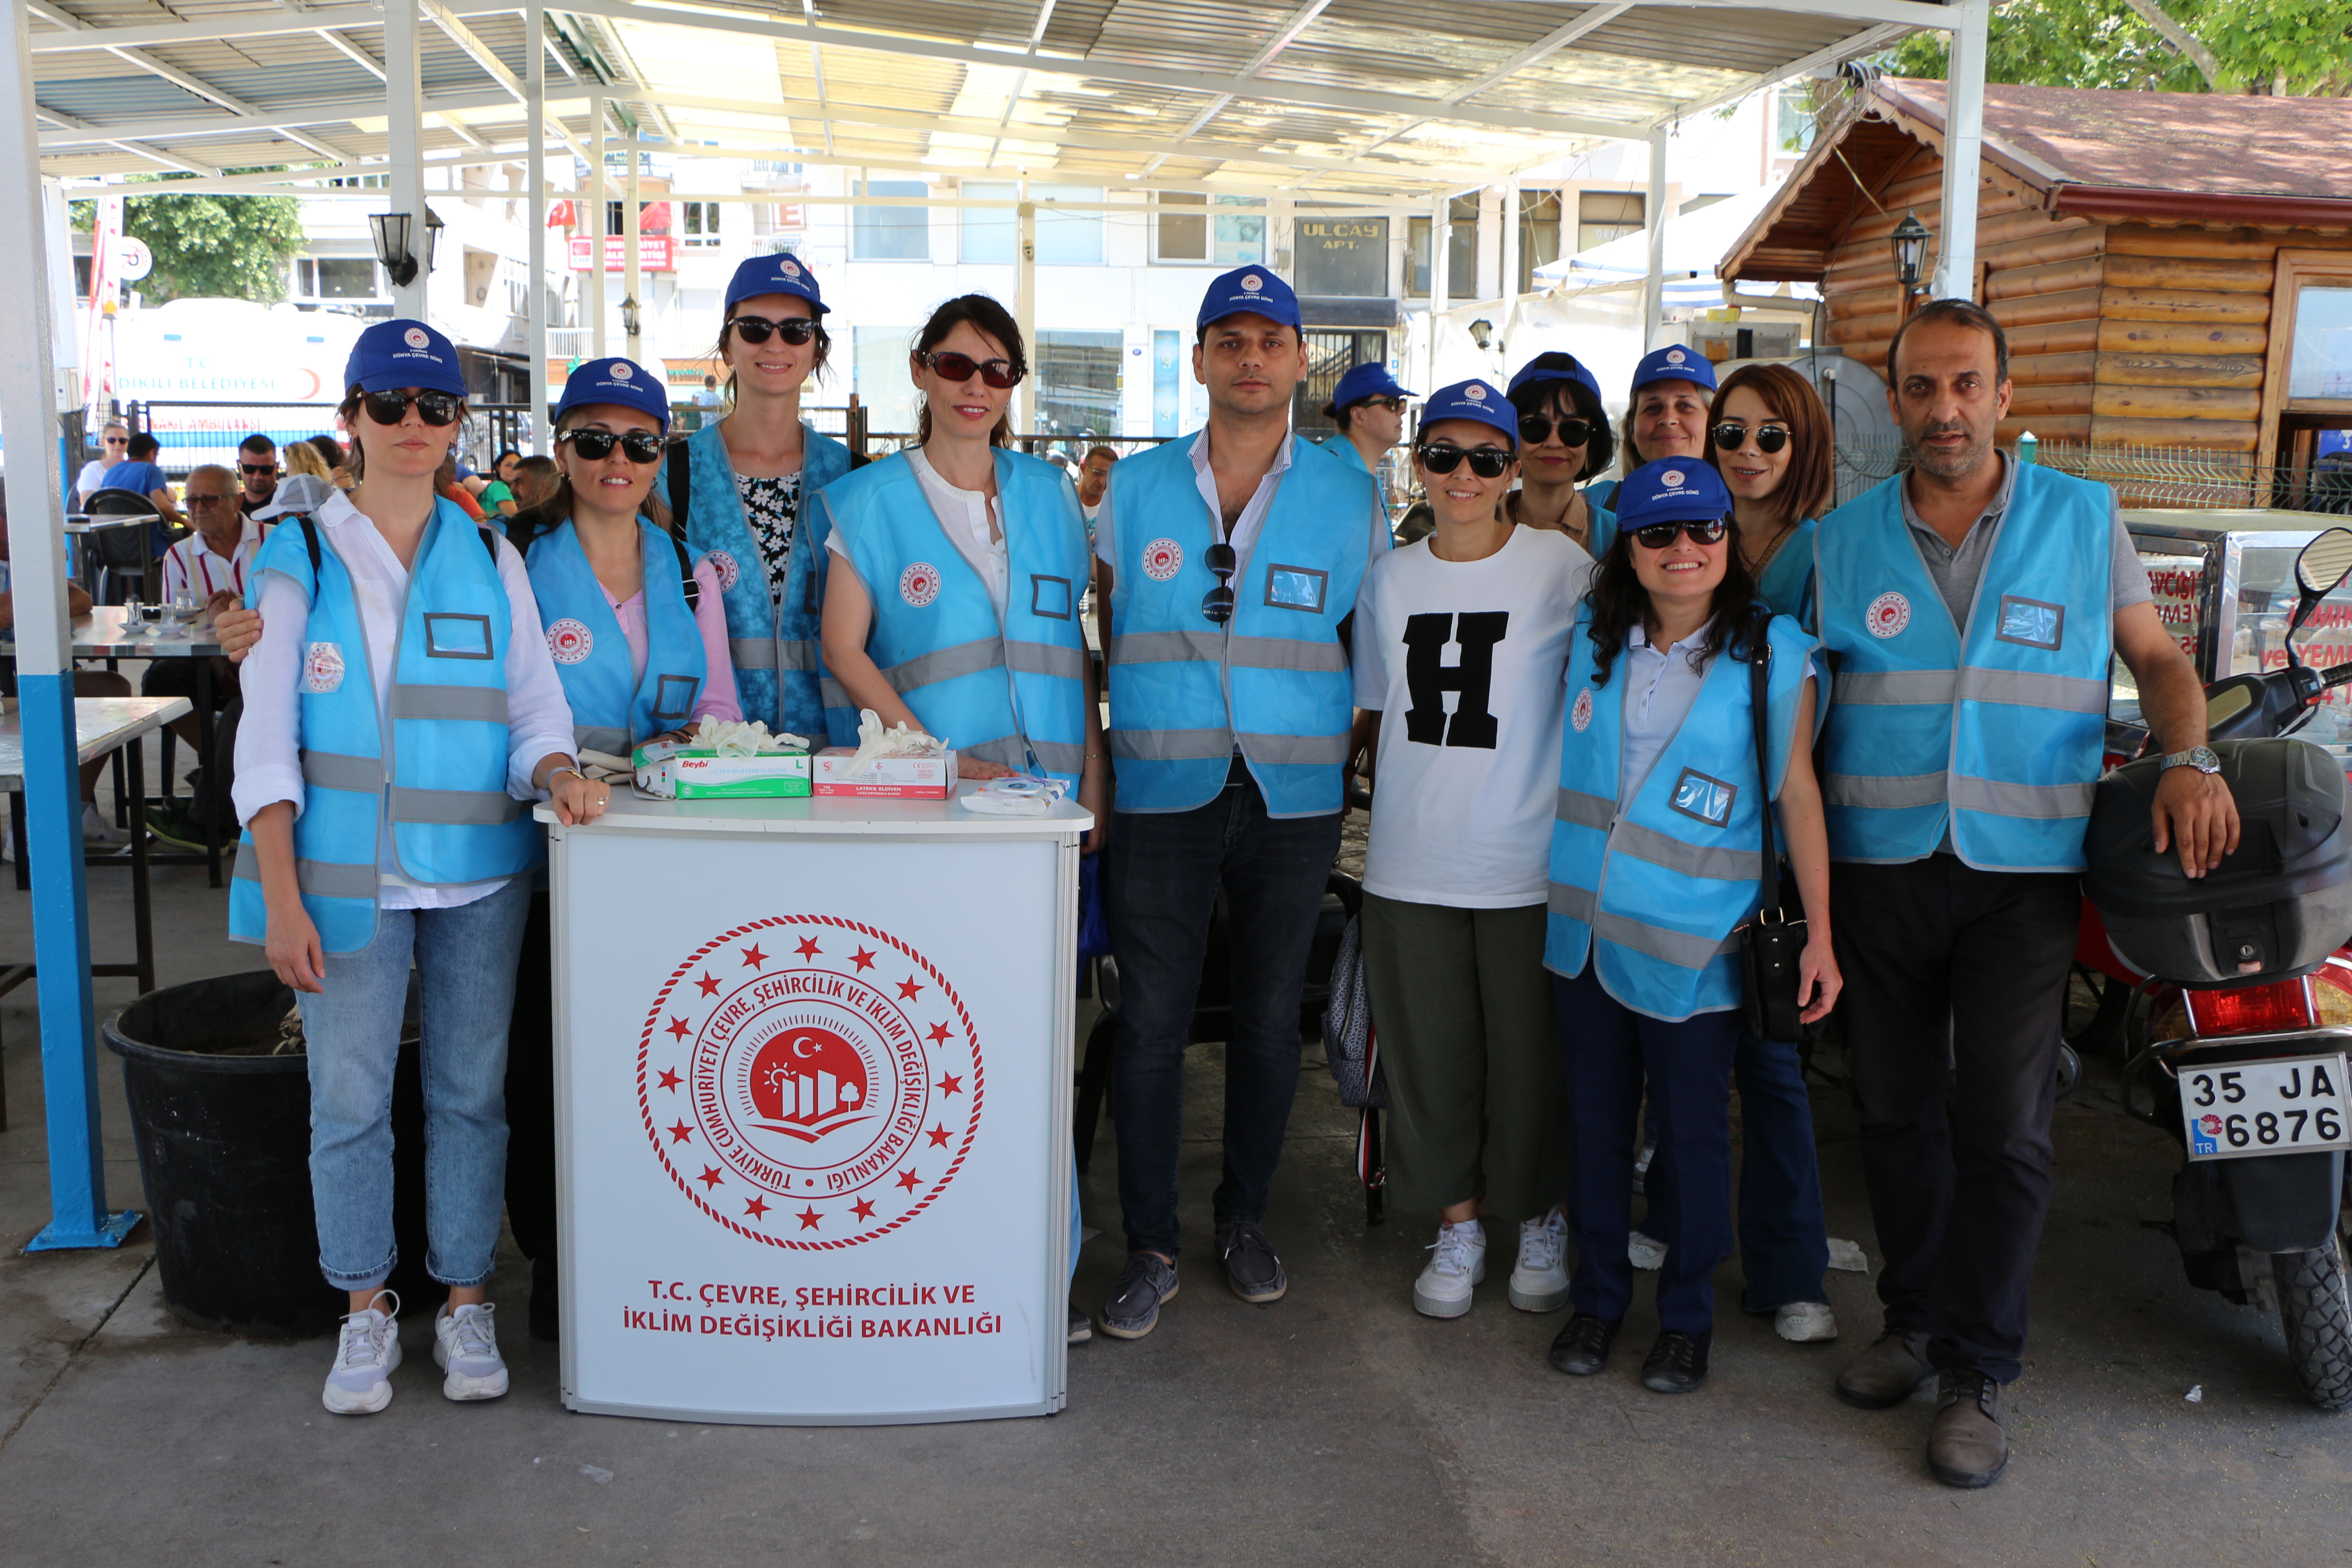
145, 464, 249, 770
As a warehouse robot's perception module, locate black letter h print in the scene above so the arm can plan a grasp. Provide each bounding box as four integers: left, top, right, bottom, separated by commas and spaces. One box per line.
1402, 612, 1507, 749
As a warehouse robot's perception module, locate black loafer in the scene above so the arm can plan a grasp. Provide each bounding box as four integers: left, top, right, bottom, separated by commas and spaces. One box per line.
1548, 1313, 1621, 1376
1215, 1221, 1287, 1304
1641, 1329, 1712, 1393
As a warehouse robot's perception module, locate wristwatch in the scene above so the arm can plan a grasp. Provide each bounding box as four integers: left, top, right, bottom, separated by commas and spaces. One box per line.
2161, 745, 2223, 775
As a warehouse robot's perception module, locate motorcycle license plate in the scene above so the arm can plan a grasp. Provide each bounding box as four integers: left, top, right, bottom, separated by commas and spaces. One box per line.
2180, 1053, 2352, 1161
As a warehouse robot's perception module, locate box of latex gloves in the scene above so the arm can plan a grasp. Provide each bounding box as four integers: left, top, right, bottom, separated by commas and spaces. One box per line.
813, 710, 958, 799
633, 719, 811, 799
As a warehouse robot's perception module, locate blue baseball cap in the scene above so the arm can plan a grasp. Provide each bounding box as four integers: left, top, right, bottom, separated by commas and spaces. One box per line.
1630, 343, 1718, 396
725, 250, 829, 314
1614, 458, 1733, 531
558, 357, 671, 431
1506, 351, 1603, 407
1416, 379, 1516, 447
345, 318, 466, 397
1197, 266, 1301, 332
1330, 362, 1411, 408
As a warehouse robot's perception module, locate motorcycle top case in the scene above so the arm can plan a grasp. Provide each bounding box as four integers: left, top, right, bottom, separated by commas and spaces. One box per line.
2084, 737, 2352, 987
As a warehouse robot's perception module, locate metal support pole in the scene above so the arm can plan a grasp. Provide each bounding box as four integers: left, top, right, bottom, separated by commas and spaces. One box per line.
0, 0, 135, 1250
383, 0, 428, 320
1498, 182, 1520, 368
1934, 0, 1989, 301
1426, 191, 1450, 395
623, 120, 642, 364
1015, 180, 1036, 438
526, 0, 549, 451
1642, 127, 1668, 352
588, 91, 606, 359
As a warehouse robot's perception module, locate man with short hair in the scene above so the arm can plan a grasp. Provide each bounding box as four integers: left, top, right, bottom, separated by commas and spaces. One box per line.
1817, 298, 2237, 1488
1090, 268, 1389, 1340
76, 422, 128, 508
100, 431, 183, 530
1077, 444, 1117, 526
145, 463, 248, 757
1320, 361, 1411, 480
235, 433, 279, 517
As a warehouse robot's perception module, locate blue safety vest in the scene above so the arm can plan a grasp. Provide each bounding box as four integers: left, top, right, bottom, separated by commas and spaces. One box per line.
1816, 464, 2112, 872
1324, 437, 1368, 473
668, 419, 852, 737
229, 500, 540, 954
1104, 435, 1380, 818
811, 449, 1092, 784
523, 516, 705, 756
1545, 608, 1817, 1021
1754, 515, 1818, 630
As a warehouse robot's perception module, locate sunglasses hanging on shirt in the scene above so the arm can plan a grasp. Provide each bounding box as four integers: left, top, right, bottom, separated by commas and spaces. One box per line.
559, 428, 666, 464
361, 389, 462, 427
727, 314, 822, 347
1418, 443, 1514, 480
1711, 421, 1790, 454
1630, 517, 1730, 550
1200, 541, 1238, 625
918, 350, 1024, 390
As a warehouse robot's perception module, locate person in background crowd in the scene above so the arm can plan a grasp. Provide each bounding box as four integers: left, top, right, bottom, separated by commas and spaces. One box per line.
1503, 353, 1617, 556
1089, 267, 1388, 1341
1077, 445, 1117, 534
509, 456, 561, 519
76, 422, 128, 508
101, 431, 185, 549
229, 318, 598, 1417
1348, 379, 1592, 1321
1322, 362, 1411, 480
1588, 346, 1717, 514
662, 251, 855, 739
308, 433, 352, 488
437, 452, 489, 524
1817, 299, 2234, 1488
478, 448, 522, 519
236, 434, 279, 518
695, 373, 723, 411
1545, 460, 1837, 1396
282, 440, 333, 487
0, 491, 123, 846
145, 462, 250, 758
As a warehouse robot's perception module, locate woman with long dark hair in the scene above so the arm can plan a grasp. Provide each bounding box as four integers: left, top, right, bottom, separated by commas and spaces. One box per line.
1708, 362, 1834, 627
1542, 458, 1838, 1396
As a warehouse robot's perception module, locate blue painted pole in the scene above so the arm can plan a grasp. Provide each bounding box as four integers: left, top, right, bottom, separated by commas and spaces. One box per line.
2, 0, 137, 1250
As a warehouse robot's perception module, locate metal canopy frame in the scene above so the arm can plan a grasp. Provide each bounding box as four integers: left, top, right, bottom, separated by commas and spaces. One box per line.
0, 0, 1993, 1248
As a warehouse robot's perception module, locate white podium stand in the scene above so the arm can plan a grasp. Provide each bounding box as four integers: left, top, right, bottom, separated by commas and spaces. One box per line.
541, 788, 1090, 1425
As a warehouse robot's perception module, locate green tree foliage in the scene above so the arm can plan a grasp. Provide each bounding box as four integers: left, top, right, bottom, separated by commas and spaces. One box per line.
1885, 0, 2352, 96
70, 176, 306, 304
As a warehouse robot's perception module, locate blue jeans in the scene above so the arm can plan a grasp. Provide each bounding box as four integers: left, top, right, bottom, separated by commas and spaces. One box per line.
1644, 1030, 1832, 1311
303, 877, 532, 1292
1555, 970, 1739, 1336
1105, 764, 1341, 1259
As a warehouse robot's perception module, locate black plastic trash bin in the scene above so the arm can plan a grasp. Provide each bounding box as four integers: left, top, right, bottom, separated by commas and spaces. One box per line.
103, 971, 433, 1338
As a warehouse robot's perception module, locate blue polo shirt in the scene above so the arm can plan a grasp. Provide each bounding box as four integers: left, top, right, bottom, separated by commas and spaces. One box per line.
99, 459, 176, 554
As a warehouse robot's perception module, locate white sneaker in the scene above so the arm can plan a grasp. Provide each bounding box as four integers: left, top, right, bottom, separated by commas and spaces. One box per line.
1509, 1210, 1571, 1312
1775, 1300, 1839, 1343
1412, 1220, 1487, 1318
322, 1290, 401, 1415
1629, 1230, 1668, 1270
81, 803, 129, 846
433, 1302, 510, 1401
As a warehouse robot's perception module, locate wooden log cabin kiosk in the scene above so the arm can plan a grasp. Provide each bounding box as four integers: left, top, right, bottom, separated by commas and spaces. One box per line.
1720, 78, 2352, 493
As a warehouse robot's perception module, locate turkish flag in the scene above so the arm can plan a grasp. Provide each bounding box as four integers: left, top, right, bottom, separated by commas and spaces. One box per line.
547, 199, 573, 227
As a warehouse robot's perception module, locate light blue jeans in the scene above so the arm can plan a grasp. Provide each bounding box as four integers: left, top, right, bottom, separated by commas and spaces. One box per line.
303, 877, 532, 1292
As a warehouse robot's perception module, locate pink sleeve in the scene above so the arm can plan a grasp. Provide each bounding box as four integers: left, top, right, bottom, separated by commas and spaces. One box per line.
690, 556, 741, 725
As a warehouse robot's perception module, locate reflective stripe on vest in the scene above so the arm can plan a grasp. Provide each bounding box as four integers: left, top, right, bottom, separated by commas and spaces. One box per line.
1816, 463, 2112, 872
524, 516, 706, 752
1544, 607, 1817, 1021
1102, 434, 1380, 818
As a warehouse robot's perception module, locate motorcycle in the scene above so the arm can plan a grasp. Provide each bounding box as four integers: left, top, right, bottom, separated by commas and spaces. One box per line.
2084, 525, 2352, 1411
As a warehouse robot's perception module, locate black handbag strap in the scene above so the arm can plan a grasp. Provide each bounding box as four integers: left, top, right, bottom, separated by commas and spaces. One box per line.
1748, 623, 1784, 923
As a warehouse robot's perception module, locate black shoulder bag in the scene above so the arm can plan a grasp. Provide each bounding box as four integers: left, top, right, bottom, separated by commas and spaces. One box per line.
1738, 630, 1813, 1042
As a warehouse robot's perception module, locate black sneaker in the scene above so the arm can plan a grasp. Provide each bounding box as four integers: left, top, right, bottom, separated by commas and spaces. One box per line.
1642, 1329, 1712, 1394
1067, 1302, 1093, 1345
529, 1254, 560, 1343
1215, 1220, 1287, 1303
1098, 1254, 1178, 1340
146, 802, 211, 852
1548, 1313, 1621, 1377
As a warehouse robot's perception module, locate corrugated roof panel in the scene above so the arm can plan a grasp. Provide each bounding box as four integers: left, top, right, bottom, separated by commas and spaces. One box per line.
818, 0, 1051, 54
34, 74, 220, 119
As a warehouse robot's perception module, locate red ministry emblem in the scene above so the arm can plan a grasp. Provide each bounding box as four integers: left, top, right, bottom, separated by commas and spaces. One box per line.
639, 916, 980, 1249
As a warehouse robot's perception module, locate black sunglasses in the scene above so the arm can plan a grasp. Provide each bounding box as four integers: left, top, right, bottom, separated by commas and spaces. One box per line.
1712, 421, 1790, 454
919, 350, 1024, 390
559, 428, 666, 464
728, 314, 821, 347
1358, 395, 1408, 412
1419, 443, 1513, 479
239, 461, 277, 475
1630, 518, 1729, 550
103, 434, 127, 445
1201, 541, 1238, 625
361, 389, 462, 427
1517, 414, 1593, 448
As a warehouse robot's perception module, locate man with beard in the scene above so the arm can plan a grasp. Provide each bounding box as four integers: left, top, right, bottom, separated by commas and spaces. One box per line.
1813, 298, 2234, 1488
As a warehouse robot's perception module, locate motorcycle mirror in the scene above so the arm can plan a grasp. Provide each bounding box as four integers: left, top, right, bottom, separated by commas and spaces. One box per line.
2295, 528, 2352, 602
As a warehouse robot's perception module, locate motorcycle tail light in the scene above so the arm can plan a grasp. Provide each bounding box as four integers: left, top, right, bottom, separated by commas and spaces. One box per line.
2185, 976, 2318, 1038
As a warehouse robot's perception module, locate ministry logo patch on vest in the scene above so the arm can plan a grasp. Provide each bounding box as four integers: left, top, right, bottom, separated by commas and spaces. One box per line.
899, 562, 941, 608
1866, 590, 1911, 639
547, 618, 593, 664
1142, 538, 1184, 582
708, 549, 740, 591
304, 641, 344, 693
1571, 686, 1594, 732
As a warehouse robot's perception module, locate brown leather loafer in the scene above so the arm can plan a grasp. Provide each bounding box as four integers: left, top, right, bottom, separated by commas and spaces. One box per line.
1927, 1368, 2009, 1488
1834, 1328, 1933, 1410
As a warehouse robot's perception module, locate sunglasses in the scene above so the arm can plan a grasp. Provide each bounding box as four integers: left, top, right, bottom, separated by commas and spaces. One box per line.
361, 389, 462, 427
1711, 421, 1790, 454
728, 314, 821, 347
919, 350, 1023, 390
240, 462, 276, 475
187, 493, 235, 506
559, 427, 665, 464
1517, 414, 1594, 448
1630, 518, 1729, 550
103, 434, 127, 445
1358, 395, 1408, 412
1201, 541, 1238, 625
1419, 443, 1513, 479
